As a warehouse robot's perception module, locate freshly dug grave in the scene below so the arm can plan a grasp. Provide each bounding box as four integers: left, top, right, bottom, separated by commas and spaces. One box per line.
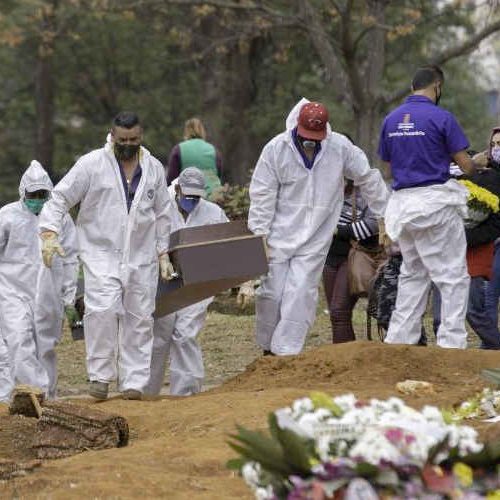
0, 342, 499, 499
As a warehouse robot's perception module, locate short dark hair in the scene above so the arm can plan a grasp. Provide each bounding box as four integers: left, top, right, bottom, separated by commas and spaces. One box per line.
112, 111, 140, 129
411, 65, 444, 91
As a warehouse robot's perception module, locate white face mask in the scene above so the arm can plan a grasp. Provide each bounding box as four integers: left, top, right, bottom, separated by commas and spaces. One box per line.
492, 146, 500, 163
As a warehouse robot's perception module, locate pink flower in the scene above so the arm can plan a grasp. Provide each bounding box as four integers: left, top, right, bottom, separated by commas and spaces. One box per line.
385, 428, 404, 444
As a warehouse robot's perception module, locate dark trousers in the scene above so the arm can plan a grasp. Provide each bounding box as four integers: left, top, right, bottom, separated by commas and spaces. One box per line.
323, 260, 358, 343
433, 276, 500, 349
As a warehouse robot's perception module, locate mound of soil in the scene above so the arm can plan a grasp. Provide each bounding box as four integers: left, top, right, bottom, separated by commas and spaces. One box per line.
0, 342, 498, 499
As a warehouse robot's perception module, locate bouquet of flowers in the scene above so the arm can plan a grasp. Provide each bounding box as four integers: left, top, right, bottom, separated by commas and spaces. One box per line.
458, 180, 500, 228
227, 392, 500, 499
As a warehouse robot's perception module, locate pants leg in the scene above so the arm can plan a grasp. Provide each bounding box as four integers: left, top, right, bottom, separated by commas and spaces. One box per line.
82, 262, 122, 384
118, 264, 157, 392
485, 243, 500, 326
466, 277, 500, 349
34, 267, 64, 399
323, 260, 357, 343
1, 298, 49, 393
385, 229, 431, 345
255, 261, 289, 351
0, 331, 13, 402
415, 212, 469, 348
144, 314, 175, 396
169, 301, 210, 396
270, 254, 325, 355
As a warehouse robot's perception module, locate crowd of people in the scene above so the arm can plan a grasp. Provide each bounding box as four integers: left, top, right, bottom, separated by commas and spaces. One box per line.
0, 64, 498, 405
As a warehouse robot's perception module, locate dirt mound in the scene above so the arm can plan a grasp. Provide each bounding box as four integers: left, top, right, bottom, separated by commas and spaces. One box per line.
221, 342, 500, 406
0, 342, 499, 499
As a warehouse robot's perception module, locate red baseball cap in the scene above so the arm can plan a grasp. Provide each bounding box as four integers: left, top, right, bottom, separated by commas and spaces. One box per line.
297, 102, 329, 140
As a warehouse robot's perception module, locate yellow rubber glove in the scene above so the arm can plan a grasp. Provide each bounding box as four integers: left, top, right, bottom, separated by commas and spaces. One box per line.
40, 231, 65, 268
237, 280, 256, 309
159, 253, 175, 281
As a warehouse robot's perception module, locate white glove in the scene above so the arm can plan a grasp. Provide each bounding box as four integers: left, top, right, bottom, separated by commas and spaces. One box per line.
237, 280, 255, 308
40, 231, 65, 268
159, 253, 175, 281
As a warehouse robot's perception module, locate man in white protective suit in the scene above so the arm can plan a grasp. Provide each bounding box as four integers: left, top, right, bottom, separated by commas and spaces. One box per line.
248, 99, 389, 356
146, 167, 230, 396
39, 111, 173, 401
0, 160, 78, 401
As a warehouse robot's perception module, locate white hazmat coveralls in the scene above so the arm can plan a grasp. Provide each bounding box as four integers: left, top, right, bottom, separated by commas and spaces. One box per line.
384, 182, 470, 348
39, 143, 171, 392
0, 331, 13, 402
146, 198, 229, 396
0, 161, 77, 398
249, 98, 389, 355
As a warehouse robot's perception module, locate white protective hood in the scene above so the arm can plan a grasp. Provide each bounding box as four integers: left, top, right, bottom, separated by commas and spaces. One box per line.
284, 97, 332, 134
19, 160, 53, 200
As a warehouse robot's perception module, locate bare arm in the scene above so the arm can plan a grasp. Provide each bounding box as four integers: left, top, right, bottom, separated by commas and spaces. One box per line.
453, 150, 475, 176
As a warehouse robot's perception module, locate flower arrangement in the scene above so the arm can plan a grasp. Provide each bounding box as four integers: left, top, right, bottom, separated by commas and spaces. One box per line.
459, 180, 500, 228
228, 392, 500, 499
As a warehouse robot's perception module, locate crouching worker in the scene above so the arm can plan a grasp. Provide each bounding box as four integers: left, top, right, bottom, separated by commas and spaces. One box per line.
0, 161, 78, 400
145, 168, 229, 396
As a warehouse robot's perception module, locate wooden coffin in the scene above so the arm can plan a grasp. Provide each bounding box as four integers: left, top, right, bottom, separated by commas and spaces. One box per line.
155, 220, 267, 317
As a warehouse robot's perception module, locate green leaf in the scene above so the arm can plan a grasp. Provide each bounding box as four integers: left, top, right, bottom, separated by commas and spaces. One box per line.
273, 425, 315, 475
355, 462, 380, 478
226, 457, 246, 471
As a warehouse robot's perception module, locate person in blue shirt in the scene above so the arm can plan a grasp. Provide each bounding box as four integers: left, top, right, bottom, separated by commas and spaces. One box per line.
378, 65, 477, 349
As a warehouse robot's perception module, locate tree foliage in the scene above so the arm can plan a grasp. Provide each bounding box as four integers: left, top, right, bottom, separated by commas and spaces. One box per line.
0, 0, 498, 203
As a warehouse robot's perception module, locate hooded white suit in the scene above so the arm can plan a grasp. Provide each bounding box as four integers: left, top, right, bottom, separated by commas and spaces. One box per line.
146, 198, 228, 396
248, 99, 389, 355
0, 161, 78, 399
39, 143, 171, 392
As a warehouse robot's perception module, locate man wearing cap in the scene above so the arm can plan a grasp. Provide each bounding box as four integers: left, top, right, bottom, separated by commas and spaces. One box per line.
248, 98, 389, 356
146, 167, 229, 395
379, 65, 476, 348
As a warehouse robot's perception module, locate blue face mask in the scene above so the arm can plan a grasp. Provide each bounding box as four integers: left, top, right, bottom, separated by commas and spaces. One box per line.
24, 198, 47, 215
179, 195, 199, 214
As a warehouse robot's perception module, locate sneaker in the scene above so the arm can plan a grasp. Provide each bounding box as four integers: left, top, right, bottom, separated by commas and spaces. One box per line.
122, 389, 142, 400
89, 381, 109, 400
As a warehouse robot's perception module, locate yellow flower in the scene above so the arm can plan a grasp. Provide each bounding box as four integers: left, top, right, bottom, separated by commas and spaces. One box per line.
310, 391, 343, 416
486, 491, 500, 500
453, 462, 473, 488
459, 180, 500, 213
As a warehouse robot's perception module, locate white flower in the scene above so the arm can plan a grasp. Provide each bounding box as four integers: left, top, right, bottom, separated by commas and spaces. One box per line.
242, 462, 261, 488
291, 397, 313, 418
348, 428, 402, 465
333, 393, 357, 412
275, 408, 313, 438
422, 406, 445, 424
255, 485, 274, 500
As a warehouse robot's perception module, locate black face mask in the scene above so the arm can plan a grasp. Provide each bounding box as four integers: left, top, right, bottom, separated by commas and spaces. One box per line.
115, 143, 140, 161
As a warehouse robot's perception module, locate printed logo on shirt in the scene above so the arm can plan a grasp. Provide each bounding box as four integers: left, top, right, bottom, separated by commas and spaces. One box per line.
147, 189, 155, 200
397, 114, 414, 131
388, 113, 426, 138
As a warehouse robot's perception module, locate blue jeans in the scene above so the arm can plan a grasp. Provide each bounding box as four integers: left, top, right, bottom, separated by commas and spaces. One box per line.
434, 277, 500, 349
484, 243, 500, 327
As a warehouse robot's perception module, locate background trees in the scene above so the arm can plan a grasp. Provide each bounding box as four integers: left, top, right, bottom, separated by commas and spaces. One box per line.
0, 0, 499, 202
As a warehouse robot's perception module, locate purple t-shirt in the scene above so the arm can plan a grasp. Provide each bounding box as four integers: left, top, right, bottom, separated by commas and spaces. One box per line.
378, 95, 469, 190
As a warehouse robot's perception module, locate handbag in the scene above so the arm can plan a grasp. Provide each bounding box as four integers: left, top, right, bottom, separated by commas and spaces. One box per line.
347, 189, 387, 296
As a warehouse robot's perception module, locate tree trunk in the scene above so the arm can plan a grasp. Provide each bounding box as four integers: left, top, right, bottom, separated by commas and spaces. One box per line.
197, 15, 259, 185
35, 51, 55, 177
34, 2, 58, 179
